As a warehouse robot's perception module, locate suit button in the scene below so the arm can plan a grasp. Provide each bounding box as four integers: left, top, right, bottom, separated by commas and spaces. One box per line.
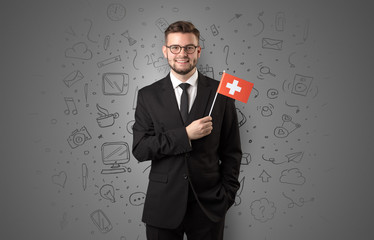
184, 174, 188, 180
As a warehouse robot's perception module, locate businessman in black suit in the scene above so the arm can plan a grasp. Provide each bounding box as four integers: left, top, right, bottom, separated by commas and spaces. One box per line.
132, 21, 242, 240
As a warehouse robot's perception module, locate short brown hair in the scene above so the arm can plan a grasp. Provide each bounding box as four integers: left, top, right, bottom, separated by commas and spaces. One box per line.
164, 21, 200, 43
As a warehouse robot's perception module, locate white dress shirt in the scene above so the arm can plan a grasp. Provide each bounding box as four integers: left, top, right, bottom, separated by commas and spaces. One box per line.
170, 69, 198, 113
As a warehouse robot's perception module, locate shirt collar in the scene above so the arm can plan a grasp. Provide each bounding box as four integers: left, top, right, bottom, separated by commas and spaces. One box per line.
170, 69, 198, 89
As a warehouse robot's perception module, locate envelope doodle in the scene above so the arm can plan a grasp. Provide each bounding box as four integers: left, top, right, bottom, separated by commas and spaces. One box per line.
63, 70, 84, 88
262, 38, 283, 50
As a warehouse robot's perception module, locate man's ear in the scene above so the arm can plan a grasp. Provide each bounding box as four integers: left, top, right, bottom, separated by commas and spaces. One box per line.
196, 46, 202, 58
162, 45, 168, 58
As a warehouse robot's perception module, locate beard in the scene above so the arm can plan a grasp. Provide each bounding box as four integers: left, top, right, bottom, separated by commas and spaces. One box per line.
168, 57, 197, 75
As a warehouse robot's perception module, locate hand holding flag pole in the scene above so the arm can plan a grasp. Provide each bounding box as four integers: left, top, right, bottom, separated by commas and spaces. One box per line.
208, 70, 254, 116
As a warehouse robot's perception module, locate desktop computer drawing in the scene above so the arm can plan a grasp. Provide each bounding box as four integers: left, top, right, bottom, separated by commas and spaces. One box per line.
101, 142, 130, 174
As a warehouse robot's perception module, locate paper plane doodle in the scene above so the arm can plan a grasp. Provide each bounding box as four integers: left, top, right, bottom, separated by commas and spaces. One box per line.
285, 151, 304, 163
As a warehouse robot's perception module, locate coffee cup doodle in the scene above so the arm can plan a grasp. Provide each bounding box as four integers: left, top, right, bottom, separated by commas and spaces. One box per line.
96, 104, 119, 128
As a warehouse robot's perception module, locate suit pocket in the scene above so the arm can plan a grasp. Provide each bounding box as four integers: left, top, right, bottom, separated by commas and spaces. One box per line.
149, 172, 168, 183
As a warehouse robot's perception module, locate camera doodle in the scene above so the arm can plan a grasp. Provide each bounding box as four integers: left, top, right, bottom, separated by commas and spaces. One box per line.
67, 126, 92, 149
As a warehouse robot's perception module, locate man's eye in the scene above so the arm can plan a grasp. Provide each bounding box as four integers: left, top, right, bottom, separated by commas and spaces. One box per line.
187, 46, 195, 50
171, 46, 180, 50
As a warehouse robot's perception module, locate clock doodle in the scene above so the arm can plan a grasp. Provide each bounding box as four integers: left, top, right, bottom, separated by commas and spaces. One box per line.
107, 3, 126, 21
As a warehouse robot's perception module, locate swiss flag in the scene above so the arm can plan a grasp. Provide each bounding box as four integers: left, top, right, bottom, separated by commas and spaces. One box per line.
217, 72, 254, 103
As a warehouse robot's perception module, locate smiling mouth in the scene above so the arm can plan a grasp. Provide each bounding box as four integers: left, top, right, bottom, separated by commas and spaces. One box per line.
175, 59, 189, 63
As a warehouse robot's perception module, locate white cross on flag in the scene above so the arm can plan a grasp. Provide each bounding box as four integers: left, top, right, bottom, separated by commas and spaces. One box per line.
216, 72, 254, 103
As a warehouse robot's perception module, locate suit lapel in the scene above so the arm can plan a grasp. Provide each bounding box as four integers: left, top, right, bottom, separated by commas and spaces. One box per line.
187, 72, 214, 124
160, 75, 185, 125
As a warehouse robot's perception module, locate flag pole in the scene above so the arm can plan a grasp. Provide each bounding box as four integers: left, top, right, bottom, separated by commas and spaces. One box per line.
208, 70, 225, 116
208, 92, 218, 116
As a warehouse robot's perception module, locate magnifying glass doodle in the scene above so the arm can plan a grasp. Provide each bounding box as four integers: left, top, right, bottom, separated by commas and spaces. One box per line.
260, 66, 276, 77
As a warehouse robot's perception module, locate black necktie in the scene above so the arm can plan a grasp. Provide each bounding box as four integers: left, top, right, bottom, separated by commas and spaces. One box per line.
179, 83, 190, 124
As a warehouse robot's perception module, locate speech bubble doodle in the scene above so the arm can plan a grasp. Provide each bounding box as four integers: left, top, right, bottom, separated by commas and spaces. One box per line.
129, 192, 146, 206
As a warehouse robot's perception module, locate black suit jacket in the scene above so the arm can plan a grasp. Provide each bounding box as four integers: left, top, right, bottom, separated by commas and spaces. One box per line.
132, 72, 242, 229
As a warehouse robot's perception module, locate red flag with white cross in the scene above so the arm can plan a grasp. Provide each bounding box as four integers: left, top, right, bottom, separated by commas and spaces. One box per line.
217, 72, 254, 103
208, 71, 254, 116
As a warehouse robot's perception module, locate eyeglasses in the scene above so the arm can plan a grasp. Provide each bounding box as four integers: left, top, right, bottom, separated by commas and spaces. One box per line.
166, 45, 199, 54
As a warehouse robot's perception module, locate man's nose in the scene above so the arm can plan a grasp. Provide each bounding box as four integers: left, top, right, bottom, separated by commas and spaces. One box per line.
180, 47, 188, 55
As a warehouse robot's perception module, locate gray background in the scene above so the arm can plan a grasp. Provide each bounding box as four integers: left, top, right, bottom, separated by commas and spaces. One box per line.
2, 0, 374, 239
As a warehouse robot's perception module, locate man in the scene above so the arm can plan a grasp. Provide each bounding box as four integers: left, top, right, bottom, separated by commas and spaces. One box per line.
132, 21, 242, 240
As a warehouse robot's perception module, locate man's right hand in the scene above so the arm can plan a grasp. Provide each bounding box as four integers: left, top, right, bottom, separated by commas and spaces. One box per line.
186, 116, 213, 140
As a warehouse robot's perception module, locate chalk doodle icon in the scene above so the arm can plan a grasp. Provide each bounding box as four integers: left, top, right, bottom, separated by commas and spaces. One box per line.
101, 142, 130, 174
291, 74, 313, 96
274, 114, 300, 138
65, 42, 92, 60
67, 126, 92, 149
96, 104, 119, 128
63, 70, 84, 88
90, 209, 113, 233
102, 73, 129, 95
250, 198, 276, 222
129, 192, 146, 206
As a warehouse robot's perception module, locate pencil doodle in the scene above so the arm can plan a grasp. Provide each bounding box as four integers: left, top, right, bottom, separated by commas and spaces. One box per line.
97, 55, 121, 68
82, 163, 88, 191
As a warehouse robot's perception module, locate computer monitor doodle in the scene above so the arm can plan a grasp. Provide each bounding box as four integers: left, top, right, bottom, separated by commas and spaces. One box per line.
101, 142, 130, 174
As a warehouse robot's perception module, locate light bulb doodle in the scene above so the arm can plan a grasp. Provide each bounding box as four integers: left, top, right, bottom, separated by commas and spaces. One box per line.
100, 184, 116, 203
